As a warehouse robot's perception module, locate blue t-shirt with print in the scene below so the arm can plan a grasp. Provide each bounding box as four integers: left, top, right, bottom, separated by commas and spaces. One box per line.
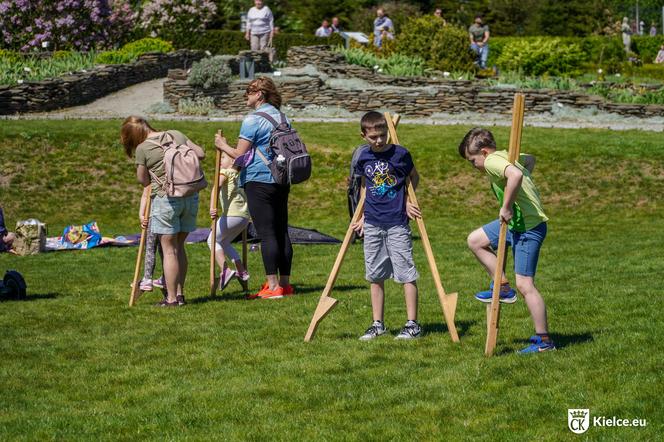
353, 144, 414, 227
238, 103, 290, 185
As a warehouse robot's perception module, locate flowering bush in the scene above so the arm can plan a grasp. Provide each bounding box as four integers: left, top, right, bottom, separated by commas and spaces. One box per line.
140, 0, 217, 42
0, 0, 136, 51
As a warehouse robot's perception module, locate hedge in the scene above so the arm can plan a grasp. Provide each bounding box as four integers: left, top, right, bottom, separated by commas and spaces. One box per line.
175, 30, 344, 60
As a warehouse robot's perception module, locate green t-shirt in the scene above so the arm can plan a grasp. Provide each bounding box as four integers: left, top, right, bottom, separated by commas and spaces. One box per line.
484, 150, 548, 232
135, 130, 189, 197
219, 168, 250, 219
469, 24, 489, 43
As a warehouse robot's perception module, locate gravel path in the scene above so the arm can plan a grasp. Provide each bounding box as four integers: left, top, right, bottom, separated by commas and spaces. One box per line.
4, 78, 663, 132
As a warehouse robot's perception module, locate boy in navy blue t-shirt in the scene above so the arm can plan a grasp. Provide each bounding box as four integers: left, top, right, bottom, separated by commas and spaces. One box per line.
351, 111, 422, 340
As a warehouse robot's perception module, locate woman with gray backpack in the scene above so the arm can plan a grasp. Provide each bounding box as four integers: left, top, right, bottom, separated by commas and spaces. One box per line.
215, 77, 311, 300
121, 116, 207, 307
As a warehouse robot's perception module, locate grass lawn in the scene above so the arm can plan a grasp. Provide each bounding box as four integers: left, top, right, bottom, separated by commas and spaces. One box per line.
0, 120, 662, 440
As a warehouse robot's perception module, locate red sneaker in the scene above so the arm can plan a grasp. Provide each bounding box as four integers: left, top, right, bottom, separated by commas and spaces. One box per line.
283, 284, 295, 295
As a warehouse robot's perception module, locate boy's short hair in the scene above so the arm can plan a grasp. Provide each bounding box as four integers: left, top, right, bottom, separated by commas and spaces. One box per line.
458, 127, 496, 158
360, 111, 387, 134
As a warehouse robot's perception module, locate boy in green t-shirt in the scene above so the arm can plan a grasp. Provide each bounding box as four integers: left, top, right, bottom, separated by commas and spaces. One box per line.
458, 127, 555, 354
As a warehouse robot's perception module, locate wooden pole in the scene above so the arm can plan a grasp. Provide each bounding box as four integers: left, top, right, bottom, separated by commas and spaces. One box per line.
485, 93, 525, 357
304, 187, 365, 342
209, 131, 223, 296
129, 189, 152, 307
384, 112, 459, 343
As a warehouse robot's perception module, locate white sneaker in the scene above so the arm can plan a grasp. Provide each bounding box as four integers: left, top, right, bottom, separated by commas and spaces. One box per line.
219, 267, 236, 291
395, 320, 422, 340
359, 321, 387, 341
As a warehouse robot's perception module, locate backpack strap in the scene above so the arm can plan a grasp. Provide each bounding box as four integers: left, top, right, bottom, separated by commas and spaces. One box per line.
255, 111, 290, 128
255, 147, 271, 167
254, 111, 279, 128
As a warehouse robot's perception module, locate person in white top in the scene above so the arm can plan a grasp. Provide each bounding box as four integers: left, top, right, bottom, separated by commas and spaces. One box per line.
315, 19, 332, 37
245, 0, 274, 51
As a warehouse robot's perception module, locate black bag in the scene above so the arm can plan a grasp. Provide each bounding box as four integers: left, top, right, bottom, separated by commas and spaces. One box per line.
254, 112, 312, 185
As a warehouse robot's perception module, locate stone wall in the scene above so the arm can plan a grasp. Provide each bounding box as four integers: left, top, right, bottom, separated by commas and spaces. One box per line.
163, 46, 664, 118
0, 50, 204, 115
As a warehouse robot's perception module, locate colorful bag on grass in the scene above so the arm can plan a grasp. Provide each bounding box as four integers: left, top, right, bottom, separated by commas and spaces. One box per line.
60, 221, 102, 250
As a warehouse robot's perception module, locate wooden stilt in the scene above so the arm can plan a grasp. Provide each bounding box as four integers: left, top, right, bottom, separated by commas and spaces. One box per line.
209, 132, 223, 296
129, 189, 152, 307
485, 93, 525, 357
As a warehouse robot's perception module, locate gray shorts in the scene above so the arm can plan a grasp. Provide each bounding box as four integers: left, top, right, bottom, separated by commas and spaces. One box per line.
150, 194, 199, 235
363, 223, 419, 283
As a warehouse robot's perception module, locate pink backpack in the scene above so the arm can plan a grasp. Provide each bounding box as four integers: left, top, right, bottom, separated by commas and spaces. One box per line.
147, 131, 207, 197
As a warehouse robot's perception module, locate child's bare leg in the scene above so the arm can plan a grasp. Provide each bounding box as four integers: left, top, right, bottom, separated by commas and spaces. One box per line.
371, 281, 385, 321
467, 227, 508, 283
403, 282, 418, 321
515, 274, 548, 334
160, 234, 179, 302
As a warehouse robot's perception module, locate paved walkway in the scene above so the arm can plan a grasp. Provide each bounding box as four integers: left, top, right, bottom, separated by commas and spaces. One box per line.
5, 78, 663, 132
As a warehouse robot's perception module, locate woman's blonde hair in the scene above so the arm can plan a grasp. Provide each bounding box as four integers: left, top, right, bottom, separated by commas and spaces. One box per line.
120, 116, 156, 157
246, 77, 282, 109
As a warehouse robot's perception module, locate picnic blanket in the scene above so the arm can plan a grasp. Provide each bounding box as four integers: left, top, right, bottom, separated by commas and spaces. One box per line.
45, 224, 340, 251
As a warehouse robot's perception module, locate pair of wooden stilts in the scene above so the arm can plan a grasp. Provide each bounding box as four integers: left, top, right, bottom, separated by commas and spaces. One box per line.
129, 131, 248, 307
305, 97, 525, 357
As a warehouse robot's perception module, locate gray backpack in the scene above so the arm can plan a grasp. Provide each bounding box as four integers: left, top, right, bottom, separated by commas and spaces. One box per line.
254, 112, 312, 185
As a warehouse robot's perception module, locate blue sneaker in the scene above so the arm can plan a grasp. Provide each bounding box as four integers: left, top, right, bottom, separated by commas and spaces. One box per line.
518, 335, 556, 354
475, 281, 517, 304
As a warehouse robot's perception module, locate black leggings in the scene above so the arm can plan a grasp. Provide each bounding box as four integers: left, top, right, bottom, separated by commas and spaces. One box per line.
245, 181, 292, 276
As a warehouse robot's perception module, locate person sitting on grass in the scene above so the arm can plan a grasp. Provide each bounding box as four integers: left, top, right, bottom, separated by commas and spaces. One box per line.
459, 127, 554, 354
655, 45, 664, 64
208, 149, 251, 293
0, 207, 16, 254
351, 111, 422, 340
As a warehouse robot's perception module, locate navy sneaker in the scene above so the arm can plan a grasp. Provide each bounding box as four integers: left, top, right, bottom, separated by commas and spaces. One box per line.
475, 281, 517, 304
518, 335, 556, 354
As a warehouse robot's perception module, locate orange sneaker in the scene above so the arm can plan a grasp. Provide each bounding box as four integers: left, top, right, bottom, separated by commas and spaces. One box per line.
283, 284, 295, 295
247, 284, 284, 300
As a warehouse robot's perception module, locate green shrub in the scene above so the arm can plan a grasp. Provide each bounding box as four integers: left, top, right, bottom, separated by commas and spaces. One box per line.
95, 38, 173, 65
0, 51, 98, 86
396, 17, 474, 72
175, 30, 343, 60
633, 36, 664, 63
496, 37, 586, 77
178, 96, 215, 115
188, 56, 232, 89
335, 47, 429, 77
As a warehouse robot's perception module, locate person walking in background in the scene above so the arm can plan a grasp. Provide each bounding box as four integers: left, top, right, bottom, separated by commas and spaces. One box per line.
245, 0, 274, 52
315, 19, 332, 37
121, 117, 206, 307
649, 21, 657, 36
469, 14, 490, 69
331, 17, 342, 33
215, 78, 295, 300
373, 8, 394, 48
434, 8, 447, 26
621, 17, 632, 54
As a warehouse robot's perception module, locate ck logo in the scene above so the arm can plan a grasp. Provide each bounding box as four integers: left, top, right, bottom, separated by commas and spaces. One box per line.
568, 409, 590, 434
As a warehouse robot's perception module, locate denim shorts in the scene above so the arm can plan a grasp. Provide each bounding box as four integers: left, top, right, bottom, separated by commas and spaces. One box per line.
363, 223, 419, 283
482, 220, 547, 277
150, 194, 199, 235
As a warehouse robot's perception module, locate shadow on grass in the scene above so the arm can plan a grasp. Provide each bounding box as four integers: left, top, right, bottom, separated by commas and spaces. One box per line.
190, 283, 366, 304
495, 331, 594, 355
421, 319, 476, 338
0, 292, 59, 302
